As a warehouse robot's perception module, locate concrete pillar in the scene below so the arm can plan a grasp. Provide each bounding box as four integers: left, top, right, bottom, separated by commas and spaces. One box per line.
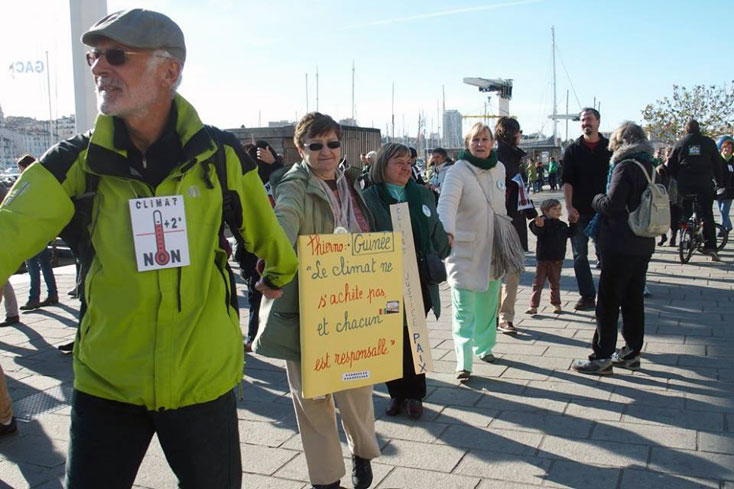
69, 0, 107, 134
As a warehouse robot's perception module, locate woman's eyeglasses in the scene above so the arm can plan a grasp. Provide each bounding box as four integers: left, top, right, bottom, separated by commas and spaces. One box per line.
303, 141, 341, 151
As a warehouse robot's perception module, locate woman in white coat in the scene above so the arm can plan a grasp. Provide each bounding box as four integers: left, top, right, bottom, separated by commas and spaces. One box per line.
438, 122, 507, 381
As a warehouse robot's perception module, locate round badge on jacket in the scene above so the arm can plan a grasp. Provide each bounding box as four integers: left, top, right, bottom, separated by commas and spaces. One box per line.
497, 180, 506, 191
422, 204, 431, 217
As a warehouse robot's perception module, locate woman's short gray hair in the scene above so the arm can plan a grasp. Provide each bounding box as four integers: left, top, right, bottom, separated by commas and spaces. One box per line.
370, 143, 410, 184
608, 121, 649, 152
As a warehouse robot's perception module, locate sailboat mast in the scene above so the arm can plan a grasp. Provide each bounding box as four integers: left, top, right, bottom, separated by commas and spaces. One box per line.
552, 26, 558, 146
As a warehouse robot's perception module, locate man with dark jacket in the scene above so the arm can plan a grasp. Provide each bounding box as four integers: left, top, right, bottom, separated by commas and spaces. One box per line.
667, 119, 723, 260
562, 108, 612, 310
239, 141, 284, 350
573, 122, 655, 375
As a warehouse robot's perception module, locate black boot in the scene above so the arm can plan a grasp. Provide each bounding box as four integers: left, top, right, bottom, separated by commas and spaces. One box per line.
658, 234, 667, 246
352, 455, 373, 489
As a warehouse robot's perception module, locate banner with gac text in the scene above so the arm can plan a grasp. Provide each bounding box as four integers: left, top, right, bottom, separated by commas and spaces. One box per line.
297, 232, 403, 399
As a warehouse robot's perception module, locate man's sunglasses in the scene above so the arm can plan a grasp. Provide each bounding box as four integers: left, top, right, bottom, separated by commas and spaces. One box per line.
86, 49, 145, 67
86, 49, 170, 67
303, 141, 341, 151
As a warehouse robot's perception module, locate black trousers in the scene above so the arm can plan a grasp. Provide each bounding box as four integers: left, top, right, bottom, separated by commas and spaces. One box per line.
386, 325, 427, 400
679, 184, 716, 250
247, 287, 263, 343
65, 389, 241, 489
591, 252, 651, 360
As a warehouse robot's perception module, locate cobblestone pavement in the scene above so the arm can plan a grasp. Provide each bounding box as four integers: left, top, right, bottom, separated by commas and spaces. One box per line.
1, 191, 733, 488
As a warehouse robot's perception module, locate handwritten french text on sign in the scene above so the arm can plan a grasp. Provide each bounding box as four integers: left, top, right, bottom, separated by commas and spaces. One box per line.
129, 196, 190, 272
390, 203, 433, 374
297, 233, 403, 399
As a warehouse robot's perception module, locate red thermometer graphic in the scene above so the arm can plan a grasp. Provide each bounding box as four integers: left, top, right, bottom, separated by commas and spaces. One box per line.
153, 210, 170, 265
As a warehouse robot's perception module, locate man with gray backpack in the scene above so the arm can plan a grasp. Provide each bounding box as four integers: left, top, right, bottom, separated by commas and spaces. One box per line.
573, 122, 656, 375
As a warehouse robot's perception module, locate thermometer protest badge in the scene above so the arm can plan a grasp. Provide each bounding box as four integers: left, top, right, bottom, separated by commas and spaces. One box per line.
129, 195, 190, 271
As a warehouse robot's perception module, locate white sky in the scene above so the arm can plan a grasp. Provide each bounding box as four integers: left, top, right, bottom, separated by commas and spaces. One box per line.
2, 0, 730, 139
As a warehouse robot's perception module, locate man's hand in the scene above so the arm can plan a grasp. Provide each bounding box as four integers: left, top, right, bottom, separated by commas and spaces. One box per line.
567, 206, 579, 223
255, 278, 283, 299
257, 147, 276, 164
447, 233, 454, 247
534, 216, 544, 227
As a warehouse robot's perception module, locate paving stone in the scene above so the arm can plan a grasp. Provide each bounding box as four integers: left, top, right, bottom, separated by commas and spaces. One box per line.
564, 399, 624, 421
0, 433, 66, 468
435, 425, 542, 455
434, 406, 499, 427
133, 451, 177, 488
0, 460, 61, 489
238, 420, 300, 448
476, 479, 541, 489
377, 439, 466, 472
649, 447, 734, 480
698, 431, 734, 454
476, 391, 567, 413
241, 473, 308, 489
424, 386, 483, 407
241, 444, 300, 475
374, 466, 481, 489
543, 460, 620, 489
684, 392, 734, 412
271, 448, 395, 487
608, 387, 685, 409
490, 411, 593, 438
623, 405, 724, 432
453, 449, 551, 485
538, 436, 649, 467
373, 418, 448, 443
620, 468, 720, 488
591, 421, 696, 450
500, 367, 550, 381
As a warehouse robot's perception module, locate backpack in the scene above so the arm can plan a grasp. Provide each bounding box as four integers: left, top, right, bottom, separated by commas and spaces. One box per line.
626, 159, 671, 238
59, 127, 248, 319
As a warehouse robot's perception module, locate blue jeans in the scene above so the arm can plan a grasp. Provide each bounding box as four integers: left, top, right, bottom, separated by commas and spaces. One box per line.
25, 247, 57, 302
718, 199, 732, 231
570, 214, 596, 298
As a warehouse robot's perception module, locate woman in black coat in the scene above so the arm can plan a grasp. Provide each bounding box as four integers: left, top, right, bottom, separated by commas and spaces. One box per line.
495, 117, 535, 334
573, 122, 655, 375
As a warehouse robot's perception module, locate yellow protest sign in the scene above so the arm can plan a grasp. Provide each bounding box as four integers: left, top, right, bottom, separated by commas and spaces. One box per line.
297, 232, 404, 399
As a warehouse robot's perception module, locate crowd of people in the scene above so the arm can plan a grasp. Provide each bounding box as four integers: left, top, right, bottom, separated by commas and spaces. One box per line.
0, 7, 732, 489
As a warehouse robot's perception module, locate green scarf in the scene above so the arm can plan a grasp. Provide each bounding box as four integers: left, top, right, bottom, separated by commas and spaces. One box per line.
458, 149, 498, 170
375, 180, 430, 254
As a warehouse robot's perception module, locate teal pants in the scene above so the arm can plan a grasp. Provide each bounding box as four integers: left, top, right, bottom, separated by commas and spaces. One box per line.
451, 280, 501, 372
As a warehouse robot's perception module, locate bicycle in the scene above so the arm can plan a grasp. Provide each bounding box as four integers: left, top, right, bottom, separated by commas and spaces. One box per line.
678, 194, 728, 263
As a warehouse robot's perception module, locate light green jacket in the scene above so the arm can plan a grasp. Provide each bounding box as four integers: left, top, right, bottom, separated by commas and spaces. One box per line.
253, 162, 374, 361
0, 95, 298, 410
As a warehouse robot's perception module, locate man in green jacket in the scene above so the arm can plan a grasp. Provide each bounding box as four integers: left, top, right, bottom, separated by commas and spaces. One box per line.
0, 9, 297, 488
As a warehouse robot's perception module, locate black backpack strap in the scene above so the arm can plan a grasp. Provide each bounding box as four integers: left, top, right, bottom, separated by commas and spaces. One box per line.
205, 127, 248, 315
57, 171, 100, 327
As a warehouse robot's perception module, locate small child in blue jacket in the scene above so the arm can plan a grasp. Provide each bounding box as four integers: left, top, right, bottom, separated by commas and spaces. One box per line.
527, 199, 575, 314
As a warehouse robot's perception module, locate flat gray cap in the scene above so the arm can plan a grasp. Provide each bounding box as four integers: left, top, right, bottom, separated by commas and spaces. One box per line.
82, 9, 186, 63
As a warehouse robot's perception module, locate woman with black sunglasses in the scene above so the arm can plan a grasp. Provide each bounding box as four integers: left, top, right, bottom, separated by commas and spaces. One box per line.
253, 112, 379, 489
